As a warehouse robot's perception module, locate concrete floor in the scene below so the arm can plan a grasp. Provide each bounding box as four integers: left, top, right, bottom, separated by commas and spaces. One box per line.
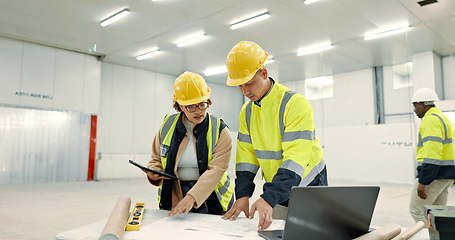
0, 178, 454, 240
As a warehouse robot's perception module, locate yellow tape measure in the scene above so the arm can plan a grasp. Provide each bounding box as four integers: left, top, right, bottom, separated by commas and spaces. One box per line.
125, 203, 145, 231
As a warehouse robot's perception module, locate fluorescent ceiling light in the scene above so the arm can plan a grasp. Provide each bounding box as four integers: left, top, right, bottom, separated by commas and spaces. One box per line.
204, 67, 228, 76
100, 8, 130, 27
297, 44, 333, 56
364, 26, 411, 40
136, 49, 160, 60
304, 0, 320, 5
230, 12, 270, 30
176, 34, 207, 48
264, 56, 275, 65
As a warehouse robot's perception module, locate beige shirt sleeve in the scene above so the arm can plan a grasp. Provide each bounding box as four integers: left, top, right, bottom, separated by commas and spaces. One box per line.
147, 130, 164, 186
187, 127, 233, 208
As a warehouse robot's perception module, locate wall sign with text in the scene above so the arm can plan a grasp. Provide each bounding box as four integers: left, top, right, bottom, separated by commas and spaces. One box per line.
15, 91, 53, 100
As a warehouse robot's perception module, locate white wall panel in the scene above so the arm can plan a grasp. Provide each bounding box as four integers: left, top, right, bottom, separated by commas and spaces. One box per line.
311, 69, 375, 128
54, 50, 84, 112
208, 83, 242, 131
412, 52, 444, 99
0, 38, 22, 105
154, 72, 175, 122
205, 83, 222, 118
97, 64, 114, 153
20, 43, 55, 108
132, 69, 156, 153
82, 55, 101, 114
0, 37, 101, 114
323, 123, 416, 184
383, 65, 414, 122
97, 65, 176, 155
110, 65, 135, 153
96, 154, 149, 180
443, 56, 455, 100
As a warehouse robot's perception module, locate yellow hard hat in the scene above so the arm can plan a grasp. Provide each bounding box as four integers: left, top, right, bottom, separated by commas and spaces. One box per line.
226, 41, 268, 86
173, 71, 211, 105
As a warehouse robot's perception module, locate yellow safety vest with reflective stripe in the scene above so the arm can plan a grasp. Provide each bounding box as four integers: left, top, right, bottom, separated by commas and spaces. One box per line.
236, 82, 325, 185
157, 112, 234, 211
416, 107, 455, 183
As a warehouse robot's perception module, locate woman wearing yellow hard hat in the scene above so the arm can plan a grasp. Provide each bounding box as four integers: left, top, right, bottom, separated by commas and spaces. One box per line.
146, 71, 234, 216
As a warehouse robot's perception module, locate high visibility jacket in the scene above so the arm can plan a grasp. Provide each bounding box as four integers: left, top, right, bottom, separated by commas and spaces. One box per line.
157, 112, 234, 214
416, 107, 455, 185
235, 79, 327, 207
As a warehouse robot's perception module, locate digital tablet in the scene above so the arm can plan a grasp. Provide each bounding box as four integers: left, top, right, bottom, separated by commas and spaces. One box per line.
129, 159, 178, 180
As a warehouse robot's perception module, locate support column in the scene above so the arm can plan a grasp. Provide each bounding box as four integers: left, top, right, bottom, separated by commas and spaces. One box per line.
411, 51, 443, 99
87, 115, 97, 181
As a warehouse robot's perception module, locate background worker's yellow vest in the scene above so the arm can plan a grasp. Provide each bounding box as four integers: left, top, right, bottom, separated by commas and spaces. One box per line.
157, 112, 233, 211
415, 108, 455, 184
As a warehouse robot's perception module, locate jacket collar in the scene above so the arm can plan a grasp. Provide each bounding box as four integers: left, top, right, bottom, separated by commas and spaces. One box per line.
254, 77, 275, 107
423, 107, 441, 118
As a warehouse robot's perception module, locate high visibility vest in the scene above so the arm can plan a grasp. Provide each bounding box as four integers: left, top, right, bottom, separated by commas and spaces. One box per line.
157, 112, 234, 211
416, 108, 455, 169
236, 82, 325, 185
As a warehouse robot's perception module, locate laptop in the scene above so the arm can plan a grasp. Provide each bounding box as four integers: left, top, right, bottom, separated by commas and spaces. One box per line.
258, 186, 380, 240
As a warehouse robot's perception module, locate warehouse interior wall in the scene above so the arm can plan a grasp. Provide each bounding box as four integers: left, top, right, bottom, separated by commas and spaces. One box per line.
443, 56, 455, 100
1, 36, 455, 185
0, 37, 100, 114
0, 37, 100, 184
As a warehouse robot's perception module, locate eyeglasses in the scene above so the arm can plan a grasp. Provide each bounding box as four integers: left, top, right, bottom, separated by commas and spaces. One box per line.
185, 102, 209, 113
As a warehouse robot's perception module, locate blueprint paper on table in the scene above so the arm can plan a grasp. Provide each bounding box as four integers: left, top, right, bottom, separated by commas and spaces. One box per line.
124, 212, 285, 240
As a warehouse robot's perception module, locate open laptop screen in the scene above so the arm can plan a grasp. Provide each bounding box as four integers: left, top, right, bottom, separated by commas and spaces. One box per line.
281, 186, 380, 240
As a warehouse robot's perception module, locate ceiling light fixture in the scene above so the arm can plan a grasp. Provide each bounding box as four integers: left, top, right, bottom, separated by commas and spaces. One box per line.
230, 12, 270, 30
176, 34, 207, 48
364, 26, 411, 40
417, 0, 438, 7
100, 8, 130, 27
297, 44, 333, 56
304, 0, 320, 5
204, 67, 228, 76
136, 49, 161, 60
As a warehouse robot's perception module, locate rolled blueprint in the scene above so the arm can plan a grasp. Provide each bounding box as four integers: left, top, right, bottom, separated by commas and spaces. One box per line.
391, 221, 424, 240
99, 196, 132, 240
354, 223, 401, 240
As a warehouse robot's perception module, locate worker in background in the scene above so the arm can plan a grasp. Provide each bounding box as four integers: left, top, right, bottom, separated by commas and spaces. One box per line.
409, 87, 455, 224
146, 71, 234, 216
221, 41, 328, 230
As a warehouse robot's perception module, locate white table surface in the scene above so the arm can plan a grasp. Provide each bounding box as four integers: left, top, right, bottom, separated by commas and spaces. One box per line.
56, 209, 430, 240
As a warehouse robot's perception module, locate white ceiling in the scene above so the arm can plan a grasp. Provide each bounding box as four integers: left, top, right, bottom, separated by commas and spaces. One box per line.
1, 0, 454, 85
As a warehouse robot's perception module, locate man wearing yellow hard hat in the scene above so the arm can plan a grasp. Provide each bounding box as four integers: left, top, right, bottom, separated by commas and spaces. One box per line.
146, 71, 234, 216
221, 41, 328, 230
409, 87, 455, 224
